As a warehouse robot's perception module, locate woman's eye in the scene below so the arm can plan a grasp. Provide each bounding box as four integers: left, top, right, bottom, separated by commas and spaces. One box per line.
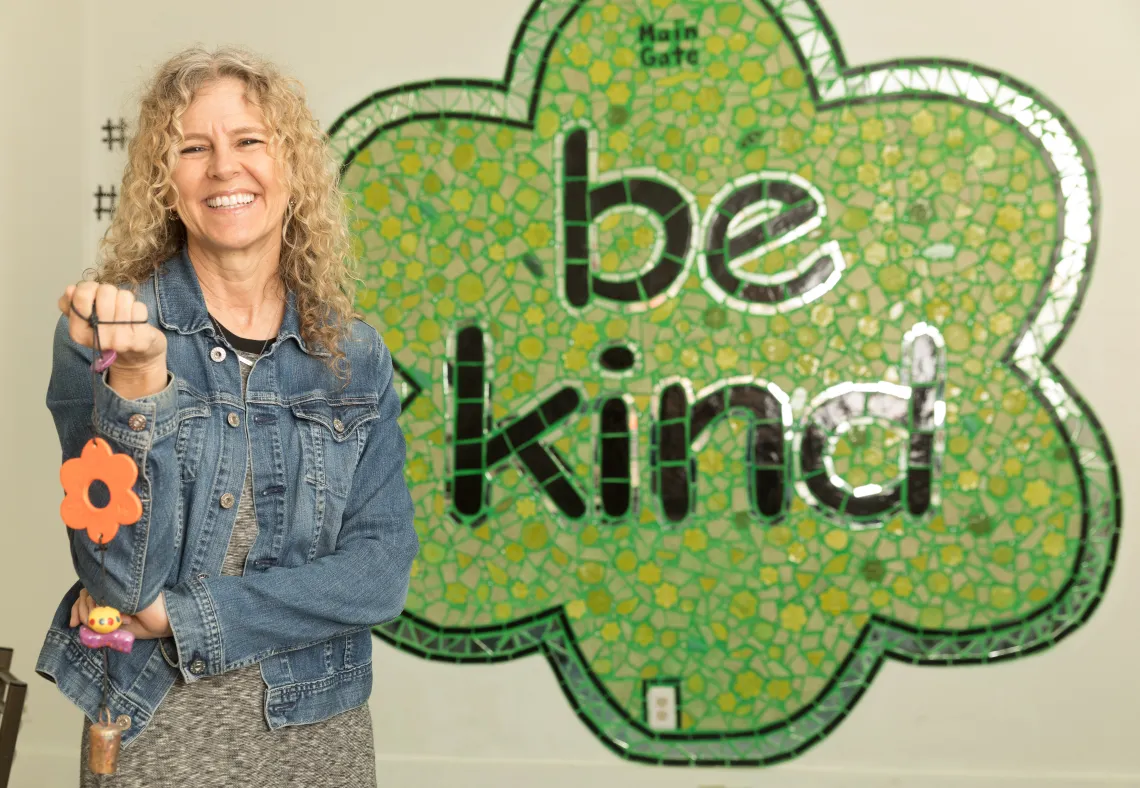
180, 146, 206, 154
239, 138, 264, 147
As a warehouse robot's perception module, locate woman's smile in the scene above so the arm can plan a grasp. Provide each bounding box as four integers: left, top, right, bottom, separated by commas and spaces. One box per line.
204, 191, 258, 211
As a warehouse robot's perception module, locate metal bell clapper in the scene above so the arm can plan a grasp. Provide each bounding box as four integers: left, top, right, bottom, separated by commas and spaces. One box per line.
88, 707, 130, 775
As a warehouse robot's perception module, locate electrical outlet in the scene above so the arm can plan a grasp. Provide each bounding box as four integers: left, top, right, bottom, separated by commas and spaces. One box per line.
645, 683, 677, 731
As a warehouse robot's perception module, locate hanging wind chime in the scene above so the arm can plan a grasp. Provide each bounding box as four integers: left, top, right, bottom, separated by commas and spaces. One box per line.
59, 305, 146, 775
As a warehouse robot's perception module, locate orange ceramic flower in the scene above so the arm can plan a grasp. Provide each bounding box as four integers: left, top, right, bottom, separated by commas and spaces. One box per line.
60, 438, 142, 544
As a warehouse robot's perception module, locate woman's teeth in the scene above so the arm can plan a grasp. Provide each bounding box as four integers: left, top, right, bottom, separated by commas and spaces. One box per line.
206, 193, 255, 208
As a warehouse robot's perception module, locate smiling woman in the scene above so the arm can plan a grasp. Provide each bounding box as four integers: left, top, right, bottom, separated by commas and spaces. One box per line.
36, 47, 418, 788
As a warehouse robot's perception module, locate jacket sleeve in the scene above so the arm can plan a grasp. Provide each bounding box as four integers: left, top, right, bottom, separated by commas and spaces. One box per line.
162, 333, 419, 681
46, 313, 182, 615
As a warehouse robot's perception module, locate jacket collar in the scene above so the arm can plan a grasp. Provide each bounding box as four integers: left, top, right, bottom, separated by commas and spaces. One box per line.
154, 246, 323, 356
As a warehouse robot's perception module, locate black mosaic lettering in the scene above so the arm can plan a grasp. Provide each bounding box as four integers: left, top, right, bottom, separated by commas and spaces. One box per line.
448, 326, 587, 523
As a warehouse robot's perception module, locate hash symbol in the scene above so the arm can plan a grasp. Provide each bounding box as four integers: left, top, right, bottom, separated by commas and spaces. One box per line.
101, 118, 127, 151
93, 186, 118, 220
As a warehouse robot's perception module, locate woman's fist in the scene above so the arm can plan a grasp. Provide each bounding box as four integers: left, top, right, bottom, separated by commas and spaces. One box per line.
59, 282, 166, 371
59, 283, 168, 397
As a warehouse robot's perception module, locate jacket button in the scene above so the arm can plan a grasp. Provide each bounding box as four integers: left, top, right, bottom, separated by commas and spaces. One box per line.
128, 414, 147, 431
227, 413, 241, 427
189, 658, 206, 675
210, 347, 226, 363
333, 418, 345, 432
220, 493, 235, 509
115, 714, 132, 730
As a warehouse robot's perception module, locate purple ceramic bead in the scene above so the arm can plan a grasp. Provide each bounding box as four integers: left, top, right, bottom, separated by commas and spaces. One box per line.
79, 624, 135, 654
93, 350, 117, 373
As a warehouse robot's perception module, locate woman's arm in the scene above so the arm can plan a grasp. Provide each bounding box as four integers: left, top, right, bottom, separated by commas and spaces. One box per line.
47, 312, 183, 615
162, 332, 419, 680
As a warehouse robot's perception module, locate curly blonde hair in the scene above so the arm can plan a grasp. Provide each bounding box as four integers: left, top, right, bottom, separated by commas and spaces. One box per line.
97, 46, 357, 377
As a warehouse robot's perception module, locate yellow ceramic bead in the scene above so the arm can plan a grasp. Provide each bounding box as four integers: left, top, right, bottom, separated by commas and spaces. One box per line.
88, 606, 122, 634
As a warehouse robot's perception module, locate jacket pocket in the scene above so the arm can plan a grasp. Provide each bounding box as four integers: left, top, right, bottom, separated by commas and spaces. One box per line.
291, 399, 378, 498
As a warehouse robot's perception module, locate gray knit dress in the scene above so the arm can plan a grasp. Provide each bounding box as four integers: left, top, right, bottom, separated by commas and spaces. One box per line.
80, 342, 377, 787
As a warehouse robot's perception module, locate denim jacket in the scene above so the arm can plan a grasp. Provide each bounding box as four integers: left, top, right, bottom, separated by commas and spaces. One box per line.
36, 248, 419, 747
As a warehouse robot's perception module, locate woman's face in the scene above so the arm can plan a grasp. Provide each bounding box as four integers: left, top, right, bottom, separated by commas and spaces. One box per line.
171, 77, 289, 259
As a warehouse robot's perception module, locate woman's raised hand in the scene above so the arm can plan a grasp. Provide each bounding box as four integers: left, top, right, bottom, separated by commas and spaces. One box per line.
58, 282, 168, 397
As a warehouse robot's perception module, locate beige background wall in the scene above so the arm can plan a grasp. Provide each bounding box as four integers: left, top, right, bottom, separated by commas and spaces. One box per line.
4, 1, 1139, 785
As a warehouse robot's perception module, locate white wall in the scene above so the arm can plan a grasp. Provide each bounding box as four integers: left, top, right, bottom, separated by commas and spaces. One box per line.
4, 1, 1139, 786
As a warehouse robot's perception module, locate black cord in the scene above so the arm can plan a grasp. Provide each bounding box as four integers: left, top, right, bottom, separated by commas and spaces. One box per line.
98, 539, 108, 607
70, 296, 147, 724
98, 540, 110, 711
68, 298, 150, 330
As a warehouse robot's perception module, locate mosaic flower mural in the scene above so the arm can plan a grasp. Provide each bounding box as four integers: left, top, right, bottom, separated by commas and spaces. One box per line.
329, 0, 1118, 765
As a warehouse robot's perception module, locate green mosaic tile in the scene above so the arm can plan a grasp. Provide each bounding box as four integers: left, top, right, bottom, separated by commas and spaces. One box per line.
329, 0, 1118, 766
